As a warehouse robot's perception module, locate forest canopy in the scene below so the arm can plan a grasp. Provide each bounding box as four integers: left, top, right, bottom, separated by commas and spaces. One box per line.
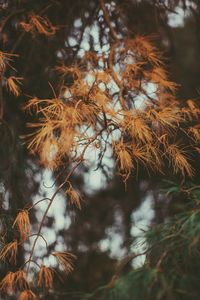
0, 1, 200, 299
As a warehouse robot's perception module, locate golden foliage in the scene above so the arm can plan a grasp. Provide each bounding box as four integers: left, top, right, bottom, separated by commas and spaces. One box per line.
83, 51, 99, 67
132, 144, 151, 166
10, 34, 199, 297
0, 270, 29, 294
52, 251, 76, 274
188, 126, 200, 141
0, 240, 18, 264
37, 265, 54, 289
132, 35, 163, 66
20, 15, 57, 36
0, 272, 14, 294
123, 112, 152, 143
39, 137, 59, 169
166, 144, 193, 177
0, 51, 15, 72
147, 107, 182, 129
55, 65, 82, 80
18, 290, 38, 300
132, 144, 161, 171
183, 99, 200, 120
96, 71, 111, 84
0, 51, 7, 71
148, 67, 178, 92
23, 35, 200, 180
146, 144, 162, 170
7, 76, 23, 97
2, 4, 200, 298
13, 210, 31, 241
66, 186, 82, 209
114, 142, 133, 178
13, 270, 29, 291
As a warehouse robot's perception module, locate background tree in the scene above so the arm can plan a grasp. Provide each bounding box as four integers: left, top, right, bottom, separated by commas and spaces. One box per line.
0, 1, 200, 299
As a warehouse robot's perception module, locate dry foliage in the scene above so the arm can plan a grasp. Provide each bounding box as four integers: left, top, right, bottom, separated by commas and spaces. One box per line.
20, 34, 200, 298
1, 32, 200, 299
18, 290, 38, 300
0, 272, 14, 294
23, 35, 200, 181
20, 15, 58, 36
37, 266, 54, 289
65, 186, 82, 209
1, 5, 200, 299
0, 51, 16, 72
0, 241, 18, 264
13, 210, 31, 241
52, 251, 76, 274
0, 270, 29, 294
6, 76, 23, 97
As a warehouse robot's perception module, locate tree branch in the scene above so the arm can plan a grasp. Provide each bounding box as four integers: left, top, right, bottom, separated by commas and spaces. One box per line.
99, 0, 119, 41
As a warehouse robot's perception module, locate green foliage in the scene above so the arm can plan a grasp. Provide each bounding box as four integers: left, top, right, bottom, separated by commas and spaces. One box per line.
85, 182, 200, 300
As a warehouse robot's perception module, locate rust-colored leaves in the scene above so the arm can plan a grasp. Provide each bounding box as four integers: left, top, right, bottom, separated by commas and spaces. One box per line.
0, 270, 29, 294
52, 251, 76, 274
0, 241, 18, 264
7, 76, 23, 97
18, 290, 38, 300
20, 15, 58, 36
13, 210, 31, 242
37, 265, 54, 289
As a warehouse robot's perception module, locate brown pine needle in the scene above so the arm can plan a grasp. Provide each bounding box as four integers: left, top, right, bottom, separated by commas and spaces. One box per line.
7, 76, 23, 97
188, 126, 200, 142
133, 35, 163, 66
0, 241, 18, 264
66, 187, 82, 209
20, 15, 58, 37
0, 51, 7, 71
147, 107, 181, 129
132, 144, 151, 167
13, 210, 31, 241
0, 270, 29, 294
114, 142, 133, 177
167, 144, 194, 177
31, 15, 58, 36
52, 251, 76, 274
40, 137, 59, 169
37, 265, 54, 289
18, 290, 38, 300
0, 51, 15, 72
20, 21, 33, 32
13, 270, 29, 291
0, 272, 14, 294
123, 113, 153, 143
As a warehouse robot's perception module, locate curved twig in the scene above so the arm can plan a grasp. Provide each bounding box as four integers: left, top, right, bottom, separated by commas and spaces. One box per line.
28, 233, 48, 249
28, 197, 51, 210
23, 259, 41, 270
25, 159, 83, 273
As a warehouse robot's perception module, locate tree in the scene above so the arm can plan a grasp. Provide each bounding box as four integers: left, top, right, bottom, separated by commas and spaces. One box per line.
0, 1, 200, 299
85, 182, 200, 300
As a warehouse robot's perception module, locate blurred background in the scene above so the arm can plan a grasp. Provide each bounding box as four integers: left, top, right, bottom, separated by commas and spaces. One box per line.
0, 1, 200, 299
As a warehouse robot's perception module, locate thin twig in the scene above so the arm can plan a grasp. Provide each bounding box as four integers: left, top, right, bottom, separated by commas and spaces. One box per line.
108, 42, 127, 110
99, 0, 119, 40
25, 160, 82, 273
108, 249, 149, 287
28, 197, 51, 210
28, 233, 48, 249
